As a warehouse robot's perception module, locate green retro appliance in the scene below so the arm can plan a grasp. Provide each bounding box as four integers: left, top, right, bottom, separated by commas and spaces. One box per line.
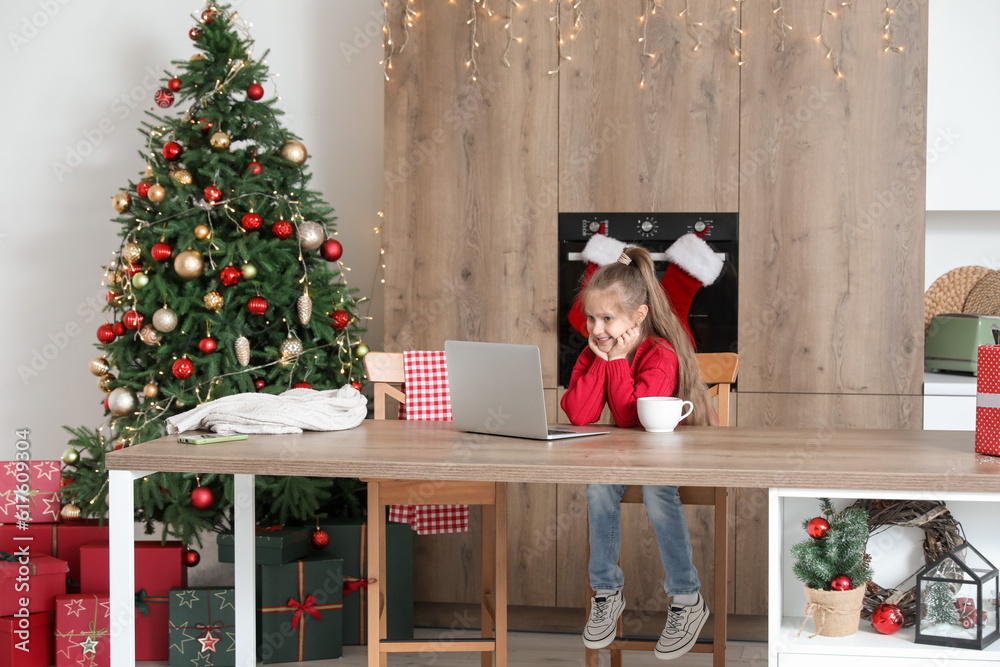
925, 313, 1000, 375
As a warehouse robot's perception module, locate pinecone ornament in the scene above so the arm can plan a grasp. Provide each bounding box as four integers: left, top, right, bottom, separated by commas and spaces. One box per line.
297, 294, 312, 325
234, 336, 250, 366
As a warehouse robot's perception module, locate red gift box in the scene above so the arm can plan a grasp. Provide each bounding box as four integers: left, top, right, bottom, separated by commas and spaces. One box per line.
0, 552, 67, 617
54, 594, 109, 667
0, 461, 61, 524
79, 541, 186, 662
0, 611, 53, 667
0, 521, 108, 593
976, 345, 1000, 457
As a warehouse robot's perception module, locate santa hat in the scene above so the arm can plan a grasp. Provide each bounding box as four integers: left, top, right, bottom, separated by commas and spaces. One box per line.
568, 233, 724, 345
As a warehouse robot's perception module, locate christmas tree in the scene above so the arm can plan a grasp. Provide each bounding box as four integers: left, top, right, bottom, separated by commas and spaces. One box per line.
791, 498, 873, 591
61, 3, 370, 546
923, 581, 960, 626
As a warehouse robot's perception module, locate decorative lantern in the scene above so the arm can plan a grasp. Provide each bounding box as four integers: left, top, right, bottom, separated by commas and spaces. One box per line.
915, 541, 999, 650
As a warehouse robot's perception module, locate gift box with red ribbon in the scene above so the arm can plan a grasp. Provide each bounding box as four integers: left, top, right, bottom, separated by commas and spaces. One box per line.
0, 551, 67, 617
54, 594, 109, 667
168, 587, 235, 667
0, 521, 108, 593
976, 344, 1000, 456
258, 554, 342, 663
79, 541, 186, 661
0, 461, 61, 524
0, 610, 53, 667
318, 518, 413, 645
216, 525, 310, 565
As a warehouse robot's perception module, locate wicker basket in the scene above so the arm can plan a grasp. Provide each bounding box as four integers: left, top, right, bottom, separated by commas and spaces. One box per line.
800, 584, 865, 637
924, 266, 992, 337
962, 269, 1000, 317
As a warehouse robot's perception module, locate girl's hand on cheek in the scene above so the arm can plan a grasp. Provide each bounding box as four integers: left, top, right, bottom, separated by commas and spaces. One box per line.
589, 335, 609, 361
608, 326, 641, 361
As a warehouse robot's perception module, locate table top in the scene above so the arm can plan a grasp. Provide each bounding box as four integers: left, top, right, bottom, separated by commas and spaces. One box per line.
104, 421, 1000, 492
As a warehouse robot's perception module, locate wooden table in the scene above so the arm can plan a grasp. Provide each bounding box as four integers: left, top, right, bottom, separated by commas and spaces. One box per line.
104, 422, 1000, 666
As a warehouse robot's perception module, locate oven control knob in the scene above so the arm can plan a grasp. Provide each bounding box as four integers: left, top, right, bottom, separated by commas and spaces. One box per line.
640, 220, 654, 233
694, 220, 707, 234
588, 221, 602, 233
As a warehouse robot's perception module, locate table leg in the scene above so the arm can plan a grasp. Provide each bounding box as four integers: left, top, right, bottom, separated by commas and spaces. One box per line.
234, 474, 256, 667
109, 469, 148, 667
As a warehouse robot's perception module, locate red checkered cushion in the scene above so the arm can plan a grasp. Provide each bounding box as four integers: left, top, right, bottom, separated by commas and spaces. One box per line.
389, 351, 469, 534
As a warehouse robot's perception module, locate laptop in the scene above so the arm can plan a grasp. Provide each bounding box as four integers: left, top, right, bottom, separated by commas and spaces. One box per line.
445, 340, 610, 441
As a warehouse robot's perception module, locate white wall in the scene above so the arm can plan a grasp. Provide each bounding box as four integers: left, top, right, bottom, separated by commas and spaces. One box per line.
1, 0, 385, 462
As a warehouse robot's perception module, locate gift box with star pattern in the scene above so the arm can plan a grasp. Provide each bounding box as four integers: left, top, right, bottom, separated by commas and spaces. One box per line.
0, 521, 109, 593
54, 594, 109, 667
168, 587, 236, 667
0, 460, 61, 524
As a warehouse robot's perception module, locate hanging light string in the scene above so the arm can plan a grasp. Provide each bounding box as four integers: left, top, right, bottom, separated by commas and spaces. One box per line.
771, 0, 791, 52
547, 0, 571, 75
817, 0, 851, 78
400, 0, 418, 52
466, 0, 481, 82
679, 0, 704, 53
638, 0, 654, 88
502, 0, 523, 67
882, 0, 904, 53
382, 0, 394, 80
570, 0, 583, 35
730, 0, 746, 66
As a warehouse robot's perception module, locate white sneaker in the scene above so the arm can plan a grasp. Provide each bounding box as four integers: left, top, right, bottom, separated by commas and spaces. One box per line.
654, 593, 709, 660
582, 590, 625, 649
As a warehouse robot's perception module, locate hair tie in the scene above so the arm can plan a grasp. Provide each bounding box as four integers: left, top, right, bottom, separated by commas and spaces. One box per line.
617, 251, 632, 266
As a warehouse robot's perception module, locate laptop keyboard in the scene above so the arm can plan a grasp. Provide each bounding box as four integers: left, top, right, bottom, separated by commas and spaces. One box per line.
547, 429, 573, 435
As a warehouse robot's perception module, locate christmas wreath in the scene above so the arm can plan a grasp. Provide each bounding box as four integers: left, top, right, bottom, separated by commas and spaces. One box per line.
849, 499, 964, 627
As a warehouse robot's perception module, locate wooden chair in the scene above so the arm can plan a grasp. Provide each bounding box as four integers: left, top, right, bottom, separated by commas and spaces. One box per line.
364, 351, 507, 667
585, 352, 739, 667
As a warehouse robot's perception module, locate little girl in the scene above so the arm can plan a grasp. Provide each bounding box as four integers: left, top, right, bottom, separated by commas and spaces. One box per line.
560, 245, 715, 661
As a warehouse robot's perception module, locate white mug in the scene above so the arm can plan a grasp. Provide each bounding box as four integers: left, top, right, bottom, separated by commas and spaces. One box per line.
637, 397, 694, 433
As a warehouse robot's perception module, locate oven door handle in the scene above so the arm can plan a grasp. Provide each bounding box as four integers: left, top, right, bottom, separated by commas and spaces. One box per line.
565, 252, 726, 262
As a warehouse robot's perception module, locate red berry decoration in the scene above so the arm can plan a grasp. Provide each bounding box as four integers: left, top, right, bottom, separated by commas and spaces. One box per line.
871, 603, 904, 634
829, 574, 853, 591
154, 89, 174, 108
198, 117, 213, 135
151, 242, 173, 262
320, 239, 343, 262
247, 83, 264, 100
220, 266, 241, 286
123, 310, 144, 330
247, 296, 268, 315
182, 548, 201, 567
172, 358, 194, 379
271, 219, 292, 239
253, 378, 266, 391
162, 141, 182, 161
137, 181, 151, 198
309, 528, 329, 550
97, 324, 116, 343
246, 161, 262, 176
167, 77, 181, 92
189, 27, 200, 40
294, 382, 313, 389
201, 8, 216, 23
190, 485, 214, 510
241, 212, 262, 231
807, 517, 830, 539
203, 184, 222, 202
198, 337, 217, 354
112, 322, 126, 337
351, 381, 362, 391
332, 309, 350, 330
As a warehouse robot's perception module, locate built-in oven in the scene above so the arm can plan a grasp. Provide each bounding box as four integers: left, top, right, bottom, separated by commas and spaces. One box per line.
557, 212, 738, 387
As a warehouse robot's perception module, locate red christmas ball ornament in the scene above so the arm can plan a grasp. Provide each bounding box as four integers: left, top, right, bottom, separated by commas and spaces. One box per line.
124, 262, 142, 278
198, 337, 217, 354
807, 517, 830, 539
246, 161, 262, 176
105, 290, 119, 304
97, 324, 116, 343
182, 548, 201, 567
123, 310, 144, 330
190, 485, 214, 510
198, 117, 213, 135
247, 296, 268, 315
203, 184, 222, 203
201, 8, 216, 23
162, 141, 182, 161
151, 242, 173, 262
220, 266, 241, 286
60, 477, 74, 488
172, 358, 194, 379
294, 382, 313, 389
253, 378, 266, 391
189, 27, 200, 40
351, 381, 362, 391
309, 528, 329, 550
167, 77, 181, 92
154, 89, 174, 108
332, 309, 350, 330
241, 212, 262, 231
271, 219, 293, 240
247, 83, 264, 100
137, 181, 151, 198
103, 397, 110, 412
112, 322, 126, 337
829, 574, 853, 591
320, 239, 343, 262
871, 603, 904, 635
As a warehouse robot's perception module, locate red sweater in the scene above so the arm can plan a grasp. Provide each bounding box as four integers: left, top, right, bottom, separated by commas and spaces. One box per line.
561, 337, 679, 428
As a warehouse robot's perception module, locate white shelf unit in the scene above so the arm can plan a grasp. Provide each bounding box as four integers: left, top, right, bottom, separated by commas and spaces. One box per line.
768, 488, 1000, 667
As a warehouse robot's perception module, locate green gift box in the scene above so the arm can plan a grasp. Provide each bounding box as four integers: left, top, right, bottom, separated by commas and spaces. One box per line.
257, 554, 343, 663
168, 587, 236, 667
216, 526, 310, 565
319, 518, 414, 645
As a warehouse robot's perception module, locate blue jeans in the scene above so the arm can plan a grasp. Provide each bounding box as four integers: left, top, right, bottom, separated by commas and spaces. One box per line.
586, 484, 700, 596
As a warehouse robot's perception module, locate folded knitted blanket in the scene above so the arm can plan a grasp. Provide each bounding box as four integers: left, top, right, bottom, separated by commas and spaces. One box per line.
166, 386, 367, 435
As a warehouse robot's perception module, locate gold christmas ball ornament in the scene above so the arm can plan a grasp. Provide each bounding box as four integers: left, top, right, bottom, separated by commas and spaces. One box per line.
203, 291, 224, 311
194, 224, 212, 240
112, 192, 131, 213
60, 503, 81, 523
108, 387, 138, 416
174, 250, 204, 279
297, 221, 325, 250
122, 243, 142, 263
147, 183, 166, 203
61, 447, 80, 466
169, 169, 193, 185
210, 131, 231, 150
280, 337, 304, 361
89, 356, 111, 376
139, 325, 161, 345
131, 272, 149, 289
152, 307, 178, 333
190, 53, 207, 61
143, 382, 159, 398
279, 140, 308, 166
234, 336, 250, 366
97, 374, 114, 393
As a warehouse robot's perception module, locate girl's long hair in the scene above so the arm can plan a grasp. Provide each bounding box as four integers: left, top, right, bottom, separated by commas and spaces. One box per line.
583, 246, 716, 426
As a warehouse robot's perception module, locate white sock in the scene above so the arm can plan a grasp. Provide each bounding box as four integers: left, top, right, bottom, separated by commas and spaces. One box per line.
672, 592, 698, 606
595, 589, 618, 598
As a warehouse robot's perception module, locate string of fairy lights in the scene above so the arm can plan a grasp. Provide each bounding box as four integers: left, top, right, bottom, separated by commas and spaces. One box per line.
380, 0, 909, 86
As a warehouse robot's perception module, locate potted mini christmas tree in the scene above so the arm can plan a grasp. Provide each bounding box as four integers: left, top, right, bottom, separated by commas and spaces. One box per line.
791, 498, 873, 637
